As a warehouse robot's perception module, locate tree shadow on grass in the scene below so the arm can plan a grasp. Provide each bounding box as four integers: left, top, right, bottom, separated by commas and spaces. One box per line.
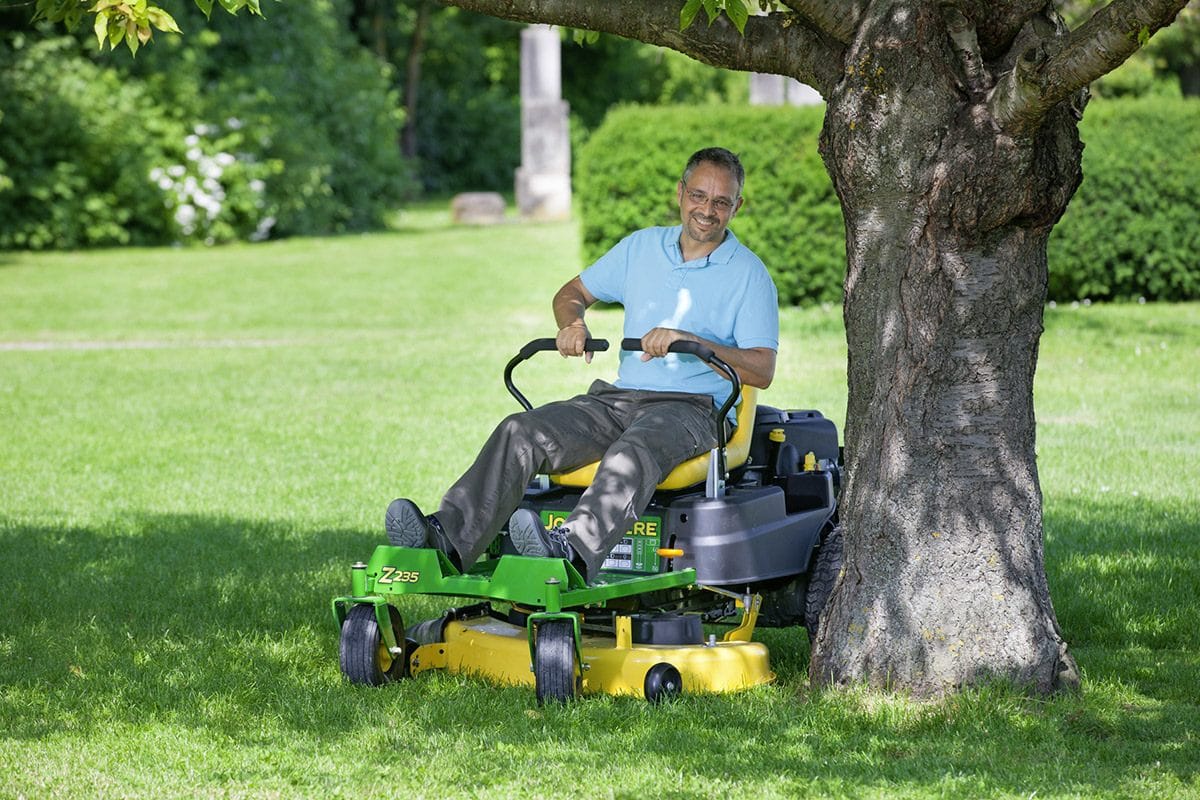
0, 513, 420, 740
1045, 495, 1200, 673
2, 507, 1197, 796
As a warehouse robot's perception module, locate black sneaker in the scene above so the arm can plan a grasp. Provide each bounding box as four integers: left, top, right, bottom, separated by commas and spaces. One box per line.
508, 508, 576, 561
384, 498, 462, 570
385, 499, 436, 547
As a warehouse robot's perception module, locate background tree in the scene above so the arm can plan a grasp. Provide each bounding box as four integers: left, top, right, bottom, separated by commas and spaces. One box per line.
356, 3, 744, 193
439, 0, 1190, 696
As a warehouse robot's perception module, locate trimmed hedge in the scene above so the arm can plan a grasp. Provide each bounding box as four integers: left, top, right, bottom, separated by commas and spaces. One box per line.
576, 105, 843, 306
1049, 97, 1200, 301
578, 99, 1200, 305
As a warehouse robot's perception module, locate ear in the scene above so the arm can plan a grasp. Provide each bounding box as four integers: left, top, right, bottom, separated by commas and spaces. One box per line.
676, 180, 685, 206
732, 195, 744, 217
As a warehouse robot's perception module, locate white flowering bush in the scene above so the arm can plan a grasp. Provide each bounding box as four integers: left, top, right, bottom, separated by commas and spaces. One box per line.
150, 120, 281, 245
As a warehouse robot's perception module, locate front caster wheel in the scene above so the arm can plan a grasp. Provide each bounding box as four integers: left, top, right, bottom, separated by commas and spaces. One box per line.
644, 662, 683, 704
534, 619, 579, 705
340, 604, 407, 686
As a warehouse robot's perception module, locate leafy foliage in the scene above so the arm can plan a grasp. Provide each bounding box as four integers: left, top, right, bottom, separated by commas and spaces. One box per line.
0, 36, 179, 248
1048, 96, 1200, 301
404, 14, 744, 194
129, 0, 415, 238
577, 104, 845, 306
0, 0, 414, 248
407, 9, 523, 193
680, 0, 776, 35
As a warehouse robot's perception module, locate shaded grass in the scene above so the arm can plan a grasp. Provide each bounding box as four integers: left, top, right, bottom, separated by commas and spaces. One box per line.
1, 215, 1198, 798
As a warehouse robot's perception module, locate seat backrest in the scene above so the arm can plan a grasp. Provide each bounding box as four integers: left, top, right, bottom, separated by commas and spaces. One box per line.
550, 386, 759, 491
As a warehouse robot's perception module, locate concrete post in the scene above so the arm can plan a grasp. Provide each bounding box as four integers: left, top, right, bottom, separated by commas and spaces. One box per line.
749, 73, 823, 106
515, 25, 572, 220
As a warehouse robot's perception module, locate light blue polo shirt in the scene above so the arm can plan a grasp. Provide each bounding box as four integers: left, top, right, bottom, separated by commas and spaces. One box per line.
580, 225, 779, 412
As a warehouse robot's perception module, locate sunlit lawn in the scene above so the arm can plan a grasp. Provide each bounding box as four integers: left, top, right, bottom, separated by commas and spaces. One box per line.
1, 213, 1197, 798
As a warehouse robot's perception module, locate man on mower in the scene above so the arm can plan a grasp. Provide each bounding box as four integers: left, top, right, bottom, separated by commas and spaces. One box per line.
386, 147, 779, 583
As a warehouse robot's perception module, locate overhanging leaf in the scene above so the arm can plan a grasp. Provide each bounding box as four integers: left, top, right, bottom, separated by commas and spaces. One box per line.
92, 9, 108, 48
147, 7, 182, 34
680, 0, 702, 31
725, 0, 749, 34
124, 17, 139, 54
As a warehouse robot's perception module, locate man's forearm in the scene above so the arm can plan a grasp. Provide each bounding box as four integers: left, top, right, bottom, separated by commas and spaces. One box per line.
702, 342, 776, 390
553, 276, 594, 330
637, 327, 777, 389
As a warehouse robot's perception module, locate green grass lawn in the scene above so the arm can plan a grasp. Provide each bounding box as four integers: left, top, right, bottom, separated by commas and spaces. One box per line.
1, 214, 1198, 799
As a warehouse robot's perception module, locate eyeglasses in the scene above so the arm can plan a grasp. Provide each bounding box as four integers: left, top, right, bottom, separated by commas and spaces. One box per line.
683, 186, 738, 214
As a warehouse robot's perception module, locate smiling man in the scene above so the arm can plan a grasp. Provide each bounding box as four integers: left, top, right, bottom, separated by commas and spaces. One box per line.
386, 147, 779, 583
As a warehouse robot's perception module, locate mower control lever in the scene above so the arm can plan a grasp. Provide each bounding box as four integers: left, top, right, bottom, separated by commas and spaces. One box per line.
504, 337, 611, 411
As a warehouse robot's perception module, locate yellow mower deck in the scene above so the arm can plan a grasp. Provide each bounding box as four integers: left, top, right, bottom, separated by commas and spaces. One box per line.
410, 608, 774, 697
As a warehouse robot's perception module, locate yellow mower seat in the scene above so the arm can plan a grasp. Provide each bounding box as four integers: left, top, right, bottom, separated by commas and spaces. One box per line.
550, 387, 759, 491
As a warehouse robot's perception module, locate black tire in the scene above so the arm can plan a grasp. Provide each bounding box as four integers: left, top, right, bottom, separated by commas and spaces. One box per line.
643, 663, 683, 704
340, 604, 407, 686
757, 574, 810, 628
534, 619, 579, 705
804, 523, 844, 642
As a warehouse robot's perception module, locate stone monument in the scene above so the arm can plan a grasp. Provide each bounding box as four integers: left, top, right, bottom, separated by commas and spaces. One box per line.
515, 25, 572, 221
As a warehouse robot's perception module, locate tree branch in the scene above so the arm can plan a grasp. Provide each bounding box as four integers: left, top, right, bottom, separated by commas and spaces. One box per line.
946, 0, 1047, 58
778, 0, 864, 44
989, 0, 1189, 134
942, 3, 993, 93
437, 0, 846, 96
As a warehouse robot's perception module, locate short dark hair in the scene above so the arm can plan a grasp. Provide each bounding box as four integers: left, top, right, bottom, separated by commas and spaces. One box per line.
681, 147, 745, 197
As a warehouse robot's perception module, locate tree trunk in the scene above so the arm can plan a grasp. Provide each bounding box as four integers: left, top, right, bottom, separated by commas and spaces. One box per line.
809, 3, 1082, 695
1178, 63, 1200, 96
402, 0, 432, 160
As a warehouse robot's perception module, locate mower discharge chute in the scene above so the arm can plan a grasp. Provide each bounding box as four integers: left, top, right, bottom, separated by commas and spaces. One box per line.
332, 337, 843, 704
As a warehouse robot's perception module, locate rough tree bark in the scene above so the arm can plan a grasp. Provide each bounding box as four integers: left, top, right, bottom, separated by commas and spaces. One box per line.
438, 0, 1190, 695
814, 4, 1086, 695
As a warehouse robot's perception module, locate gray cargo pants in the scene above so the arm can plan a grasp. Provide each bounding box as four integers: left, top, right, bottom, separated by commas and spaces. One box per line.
435, 380, 720, 579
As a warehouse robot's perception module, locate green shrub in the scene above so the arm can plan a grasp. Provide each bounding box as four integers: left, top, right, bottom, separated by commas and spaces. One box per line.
130, 0, 416, 238
149, 122, 282, 244
1048, 96, 1200, 301
0, 0, 414, 250
0, 36, 179, 249
577, 105, 844, 306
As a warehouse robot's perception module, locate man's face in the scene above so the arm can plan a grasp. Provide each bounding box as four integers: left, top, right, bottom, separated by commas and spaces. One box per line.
676, 161, 743, 251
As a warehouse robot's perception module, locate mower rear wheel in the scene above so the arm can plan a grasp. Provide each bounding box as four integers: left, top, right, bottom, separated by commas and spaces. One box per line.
804, 523, 844, 642
340, 604, 407, 686
534, 619, 579, 705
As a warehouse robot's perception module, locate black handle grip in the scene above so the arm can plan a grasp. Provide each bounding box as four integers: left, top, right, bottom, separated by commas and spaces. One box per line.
621, 337, 715, 363
520, 337, 609, 359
